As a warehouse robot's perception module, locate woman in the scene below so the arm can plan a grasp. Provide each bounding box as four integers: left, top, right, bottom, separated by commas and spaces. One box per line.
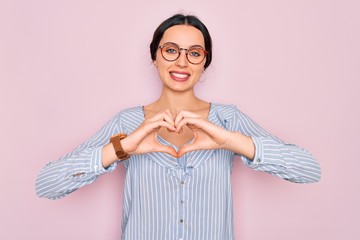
36, 14, 321, 240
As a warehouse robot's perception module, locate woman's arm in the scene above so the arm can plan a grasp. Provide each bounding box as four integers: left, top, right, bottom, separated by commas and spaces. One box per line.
229, 107, 321, 183
35, 113, 122, 200
36, 109, 179, 200
174, 106, 321, 183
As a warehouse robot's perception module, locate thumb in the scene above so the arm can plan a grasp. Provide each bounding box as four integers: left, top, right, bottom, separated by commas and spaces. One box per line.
177, 132, 199, 158
157, 145, 178, 158
177, 145, 194, 158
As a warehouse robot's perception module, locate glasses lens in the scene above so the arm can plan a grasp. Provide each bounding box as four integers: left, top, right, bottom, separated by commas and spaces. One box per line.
187, 47, 206, 64
161, 43, 179, 61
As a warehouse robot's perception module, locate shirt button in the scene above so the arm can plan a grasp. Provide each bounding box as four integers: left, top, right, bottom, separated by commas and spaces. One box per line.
180, 219, 183, 223
181, 181, 185, 185
180, 200, 184, 204
256, 158, 261, 163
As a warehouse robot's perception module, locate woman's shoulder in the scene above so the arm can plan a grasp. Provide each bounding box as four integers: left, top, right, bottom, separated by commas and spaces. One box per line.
209, 103, 240, 126
211, 102, 238, 115
118, 106, 143, 114
111, 106, 144, 133
211, 102, 252, 120
115, 106, 144, 120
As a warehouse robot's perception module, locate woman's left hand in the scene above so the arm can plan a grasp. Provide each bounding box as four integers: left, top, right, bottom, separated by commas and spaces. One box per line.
174, 110, 233, 157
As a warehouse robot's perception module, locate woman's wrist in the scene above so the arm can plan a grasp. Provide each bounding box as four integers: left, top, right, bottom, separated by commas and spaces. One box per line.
101, 143, 119, 168
225, 132, 255, 160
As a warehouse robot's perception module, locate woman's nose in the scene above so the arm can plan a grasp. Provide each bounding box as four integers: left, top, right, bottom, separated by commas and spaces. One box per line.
175, 50, 189, 67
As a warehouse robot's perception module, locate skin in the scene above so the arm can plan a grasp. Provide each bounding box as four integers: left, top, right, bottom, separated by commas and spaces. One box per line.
101, 25, 255, 168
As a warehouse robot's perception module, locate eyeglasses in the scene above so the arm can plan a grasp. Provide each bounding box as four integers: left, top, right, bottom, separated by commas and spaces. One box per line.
158, 42, 208, 65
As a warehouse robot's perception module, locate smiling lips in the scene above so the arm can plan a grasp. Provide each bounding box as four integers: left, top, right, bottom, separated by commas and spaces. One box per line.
170, 71, 190, 82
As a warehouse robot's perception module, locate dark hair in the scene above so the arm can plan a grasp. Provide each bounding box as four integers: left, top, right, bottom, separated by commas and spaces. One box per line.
150, 14, 212, 69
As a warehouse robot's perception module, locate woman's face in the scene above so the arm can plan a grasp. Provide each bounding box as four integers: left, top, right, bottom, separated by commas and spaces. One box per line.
154, 25, 206, 93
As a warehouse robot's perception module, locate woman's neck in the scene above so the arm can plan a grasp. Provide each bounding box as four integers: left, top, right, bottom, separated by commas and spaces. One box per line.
144, 88, 209, 117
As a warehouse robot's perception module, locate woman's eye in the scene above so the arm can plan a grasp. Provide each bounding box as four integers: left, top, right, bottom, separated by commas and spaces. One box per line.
166, 48, 178, 54
189, 50, 201, 57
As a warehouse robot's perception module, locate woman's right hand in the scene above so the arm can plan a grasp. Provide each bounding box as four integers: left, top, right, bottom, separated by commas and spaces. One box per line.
102, 110, 177, 168
120, 110, 178, 157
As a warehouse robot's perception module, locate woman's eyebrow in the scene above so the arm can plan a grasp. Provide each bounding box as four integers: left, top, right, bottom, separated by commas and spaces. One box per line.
163, 42, 205, 49
189, 44, 205, 48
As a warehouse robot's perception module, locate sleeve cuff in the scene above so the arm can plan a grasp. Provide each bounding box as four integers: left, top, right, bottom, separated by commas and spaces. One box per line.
241, 136, 264, 166
90, 146, 118, 174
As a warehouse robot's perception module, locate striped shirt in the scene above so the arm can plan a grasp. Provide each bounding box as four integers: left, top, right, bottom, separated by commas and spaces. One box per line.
36, 103, 321, 240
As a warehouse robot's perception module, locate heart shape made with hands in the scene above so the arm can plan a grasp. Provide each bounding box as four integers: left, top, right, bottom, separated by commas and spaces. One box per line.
138, 109, 225, 158
157, 124, 195, 149
156, 124, 209, 158
155, 113, 220, 158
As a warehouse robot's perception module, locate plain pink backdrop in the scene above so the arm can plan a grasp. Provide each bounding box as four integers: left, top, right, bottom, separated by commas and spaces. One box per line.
1, 0, 359, 239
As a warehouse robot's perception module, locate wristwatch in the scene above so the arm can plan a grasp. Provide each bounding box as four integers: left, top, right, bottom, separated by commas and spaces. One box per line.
110, 133, 130, 160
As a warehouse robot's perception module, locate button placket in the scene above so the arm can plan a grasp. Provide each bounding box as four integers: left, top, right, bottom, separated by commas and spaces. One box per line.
178, 154, 188, 240
178, 177, 185, 239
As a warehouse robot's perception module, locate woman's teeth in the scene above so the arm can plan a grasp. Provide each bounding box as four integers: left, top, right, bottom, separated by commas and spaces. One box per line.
171, 72, 189, 78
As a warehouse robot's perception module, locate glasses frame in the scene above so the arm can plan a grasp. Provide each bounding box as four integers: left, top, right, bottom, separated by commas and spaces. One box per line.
158, 42, 208, 65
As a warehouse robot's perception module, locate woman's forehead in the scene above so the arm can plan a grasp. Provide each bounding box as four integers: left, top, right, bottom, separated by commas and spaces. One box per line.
160, 25, 205, 48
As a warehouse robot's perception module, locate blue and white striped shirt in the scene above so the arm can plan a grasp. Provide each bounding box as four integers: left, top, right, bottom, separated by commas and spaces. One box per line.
36, 103, 321, 240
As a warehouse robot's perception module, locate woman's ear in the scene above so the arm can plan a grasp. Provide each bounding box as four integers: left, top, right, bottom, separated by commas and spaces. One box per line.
153, 61, 158, 68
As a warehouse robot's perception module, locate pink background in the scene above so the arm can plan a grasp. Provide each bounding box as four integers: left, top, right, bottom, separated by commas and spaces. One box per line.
1, 0, 359, 239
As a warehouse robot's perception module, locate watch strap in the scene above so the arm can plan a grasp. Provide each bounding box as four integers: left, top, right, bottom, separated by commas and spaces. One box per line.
110, 133, 130, 160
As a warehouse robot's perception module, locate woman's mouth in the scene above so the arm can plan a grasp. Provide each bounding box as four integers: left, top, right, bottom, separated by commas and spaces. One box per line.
170, 71, 190, 82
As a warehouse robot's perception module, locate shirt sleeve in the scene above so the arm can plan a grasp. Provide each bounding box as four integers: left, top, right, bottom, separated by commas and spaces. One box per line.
35, 112, 124, 200
229, 106, 321, 183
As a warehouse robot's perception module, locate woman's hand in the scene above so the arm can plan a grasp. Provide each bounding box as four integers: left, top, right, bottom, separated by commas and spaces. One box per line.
121, 110, 178, 157
106, 109, 254, 167
174, 110, 234, 157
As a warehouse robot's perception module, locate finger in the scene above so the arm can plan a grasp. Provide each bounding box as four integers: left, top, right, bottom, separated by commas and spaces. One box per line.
152, 110, 175, 131
177, 133, 204, 157
152, 135, 178, 157
177, 144, 195, 158
175, 117, 204, 133
163, 110, 175, 126
155, 120, 176, 132
177, 117, 223, 137
158, 145, 178, 158
150, 109, 174, 123
174, 110, 200, 126
174, 111, 184, 127
140, 120, 175, 135
177, 131, 197, 157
